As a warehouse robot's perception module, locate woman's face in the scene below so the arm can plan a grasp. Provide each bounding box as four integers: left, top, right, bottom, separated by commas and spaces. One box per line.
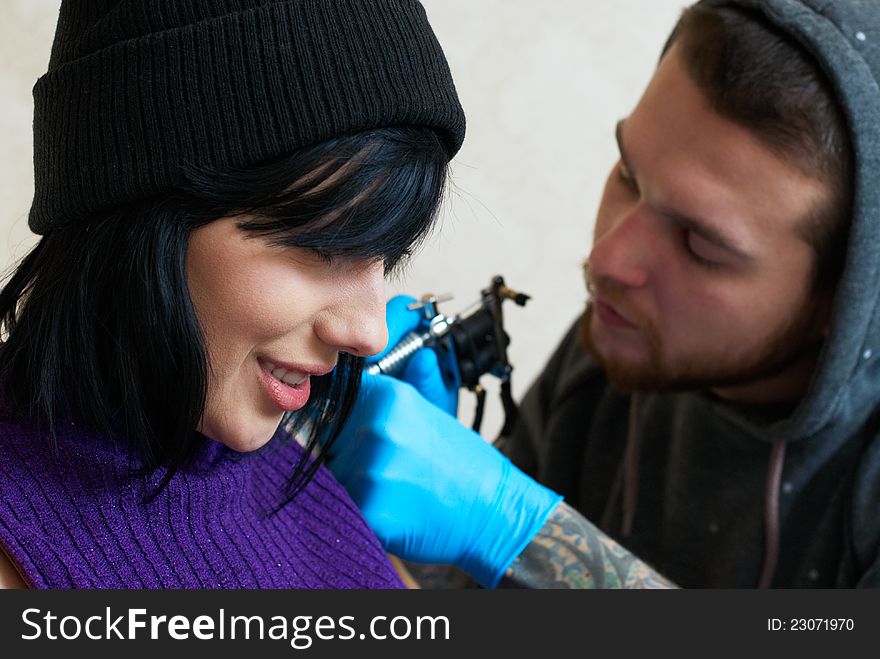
186, 217, 388, 451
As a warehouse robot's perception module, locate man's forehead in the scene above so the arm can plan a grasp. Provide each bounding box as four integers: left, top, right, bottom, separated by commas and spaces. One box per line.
620, 50, 831, 256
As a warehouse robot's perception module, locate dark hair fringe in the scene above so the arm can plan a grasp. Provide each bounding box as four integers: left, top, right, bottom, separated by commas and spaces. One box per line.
176, 127, 449, 275
0, 126, 450, 507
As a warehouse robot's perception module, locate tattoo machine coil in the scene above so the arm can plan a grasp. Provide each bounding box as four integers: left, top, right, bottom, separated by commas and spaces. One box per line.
366, 275, 530, 435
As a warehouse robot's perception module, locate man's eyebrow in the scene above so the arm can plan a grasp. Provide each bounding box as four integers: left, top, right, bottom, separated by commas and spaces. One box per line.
665, 210, 754, 263
614, 118, 753, 263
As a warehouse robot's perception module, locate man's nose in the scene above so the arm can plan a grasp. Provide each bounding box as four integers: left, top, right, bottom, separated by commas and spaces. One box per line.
589, 208, 653, 289
316, 261, 388, 358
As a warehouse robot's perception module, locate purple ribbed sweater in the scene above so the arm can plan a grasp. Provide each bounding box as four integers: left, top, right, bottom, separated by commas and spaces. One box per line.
0, 416, 404, 589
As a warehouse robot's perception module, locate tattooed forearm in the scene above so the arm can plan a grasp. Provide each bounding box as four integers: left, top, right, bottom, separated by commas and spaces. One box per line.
500, 502, 677, 589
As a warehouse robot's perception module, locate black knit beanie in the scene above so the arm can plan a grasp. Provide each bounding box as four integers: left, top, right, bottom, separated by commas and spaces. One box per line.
29, 0, 466, 234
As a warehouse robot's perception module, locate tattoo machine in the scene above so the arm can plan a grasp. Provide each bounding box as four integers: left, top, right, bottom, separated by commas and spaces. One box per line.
366, 275, 530, 436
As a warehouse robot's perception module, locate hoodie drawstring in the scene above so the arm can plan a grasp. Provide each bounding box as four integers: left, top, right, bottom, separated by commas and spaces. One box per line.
621, 394, 786, 588
622, 393, 644, 537
758, 440, 786, 589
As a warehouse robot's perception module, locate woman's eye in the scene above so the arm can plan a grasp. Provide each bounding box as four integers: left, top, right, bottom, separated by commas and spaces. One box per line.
308, 248, 334, 265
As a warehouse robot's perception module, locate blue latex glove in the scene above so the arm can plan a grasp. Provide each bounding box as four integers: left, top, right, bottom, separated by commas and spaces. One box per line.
368, 295, 460, 417
329, 373, 563, 588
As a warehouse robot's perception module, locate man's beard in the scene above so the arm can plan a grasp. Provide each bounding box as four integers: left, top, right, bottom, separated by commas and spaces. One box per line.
579, 277, 826, 394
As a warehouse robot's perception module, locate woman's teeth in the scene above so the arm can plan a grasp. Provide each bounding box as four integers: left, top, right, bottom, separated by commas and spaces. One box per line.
263, 361, 308, 386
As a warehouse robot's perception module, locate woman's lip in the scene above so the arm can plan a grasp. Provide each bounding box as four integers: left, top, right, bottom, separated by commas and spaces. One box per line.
258, 356, 336, 377
594, 299, 637, 329
258, 361, 312, 412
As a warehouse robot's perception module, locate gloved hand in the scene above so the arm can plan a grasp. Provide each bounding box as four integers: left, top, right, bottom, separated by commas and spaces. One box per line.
328, 373, 563, 588
368, 294, 460, 417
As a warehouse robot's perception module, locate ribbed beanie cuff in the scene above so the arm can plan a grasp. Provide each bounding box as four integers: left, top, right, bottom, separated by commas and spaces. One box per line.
30, 0, 465, 234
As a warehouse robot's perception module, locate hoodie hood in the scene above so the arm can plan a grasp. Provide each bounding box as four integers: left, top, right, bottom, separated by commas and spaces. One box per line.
698, 0, 880, 444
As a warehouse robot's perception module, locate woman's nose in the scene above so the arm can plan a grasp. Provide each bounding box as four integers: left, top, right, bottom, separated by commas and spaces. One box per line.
315, 261, 388, 358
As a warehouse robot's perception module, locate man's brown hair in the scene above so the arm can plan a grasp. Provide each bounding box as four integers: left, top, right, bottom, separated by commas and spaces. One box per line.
667, 3, 853, 290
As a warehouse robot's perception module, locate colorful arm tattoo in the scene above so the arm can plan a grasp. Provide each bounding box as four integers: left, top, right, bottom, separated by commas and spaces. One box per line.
500, 502, 677, 589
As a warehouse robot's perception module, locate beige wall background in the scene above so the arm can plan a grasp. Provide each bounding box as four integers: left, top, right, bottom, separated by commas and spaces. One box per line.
0, 0, 686, 438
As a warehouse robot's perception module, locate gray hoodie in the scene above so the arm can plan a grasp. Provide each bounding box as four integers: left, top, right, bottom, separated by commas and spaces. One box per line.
504, 0, 880, 587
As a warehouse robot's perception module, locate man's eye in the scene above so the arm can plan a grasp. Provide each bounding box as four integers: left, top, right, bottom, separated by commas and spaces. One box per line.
616, 162, 637, 190
685, 231, 724, 270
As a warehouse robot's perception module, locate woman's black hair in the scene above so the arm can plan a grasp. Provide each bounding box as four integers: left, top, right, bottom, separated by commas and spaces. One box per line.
0, 126, 449, 504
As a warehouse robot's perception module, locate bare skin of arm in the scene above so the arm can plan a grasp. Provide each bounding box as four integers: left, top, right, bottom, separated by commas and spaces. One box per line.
500, 502, 677, 589
388, 554, 421, 589
0, 545, 27, 589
